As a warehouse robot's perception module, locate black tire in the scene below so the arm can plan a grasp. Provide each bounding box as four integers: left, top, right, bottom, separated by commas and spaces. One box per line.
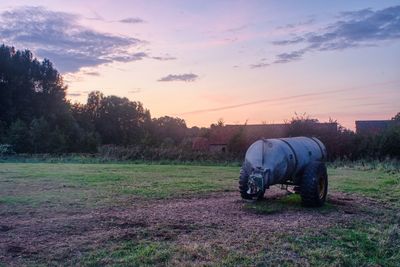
239, 163, 265, 200
300, 162, 328, 207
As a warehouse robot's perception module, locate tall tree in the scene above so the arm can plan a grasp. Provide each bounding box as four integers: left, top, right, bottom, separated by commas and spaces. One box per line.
0, 44, 82, 153
0, 45, 68, 126
151, 116, 187, 146
80, 92, 151, 145
7, 120, 31, 153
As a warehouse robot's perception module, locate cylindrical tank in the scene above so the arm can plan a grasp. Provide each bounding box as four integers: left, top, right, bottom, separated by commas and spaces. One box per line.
244, 136, 327, 186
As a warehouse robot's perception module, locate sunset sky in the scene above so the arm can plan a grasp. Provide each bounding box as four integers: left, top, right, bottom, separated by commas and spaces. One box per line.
1, 0, 399, 129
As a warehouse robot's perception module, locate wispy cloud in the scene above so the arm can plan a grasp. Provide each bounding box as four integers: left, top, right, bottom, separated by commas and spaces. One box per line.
225, 24, 249, 33
0, 6, 146, 73
249, 58, 269, 69
276, 18, 315, 30
67, 92, 82, 97
250, 62, 269, 69
83, 71, 100, 76
112, 52, 148, 62
338, 8, 374, 19
118, 17, 145, 24
273, 50, 305, 64
86, 11, 145, 24
251, 5, 400, 67
158, 73, 198, 82
152, 55, 177, 61
271, 5, 400, 64
272, 37, 305, 46
128, 88, 142, 94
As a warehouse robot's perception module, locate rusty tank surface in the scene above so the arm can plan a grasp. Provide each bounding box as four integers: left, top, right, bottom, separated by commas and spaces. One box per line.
239, 136, 328, 207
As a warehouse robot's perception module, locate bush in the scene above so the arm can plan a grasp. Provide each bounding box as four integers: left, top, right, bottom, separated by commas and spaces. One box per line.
0, 144, 15, 156
98, 145, 240, 163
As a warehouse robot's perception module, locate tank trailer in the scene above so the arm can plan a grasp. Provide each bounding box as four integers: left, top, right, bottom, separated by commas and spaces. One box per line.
239, 137, 328, 207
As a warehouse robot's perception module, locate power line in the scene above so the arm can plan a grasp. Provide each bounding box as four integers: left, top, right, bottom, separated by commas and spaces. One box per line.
175, 80, 400, 116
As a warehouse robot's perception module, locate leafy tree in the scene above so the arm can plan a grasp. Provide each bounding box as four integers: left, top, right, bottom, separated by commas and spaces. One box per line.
379, 126, 400, 158
287, 113, 320, 137
0, 120, 6, 143
48, 126, 67, 153
392, 112, 400, 121
377, 115, 400, 158
0, 44, 67, 126
78, 92, 151, 146
151, 116, 187, 146
227, 125, 247, 156
0, 44, 74, 153
70, 102, 100, 152
30, 117, 50, 153
7, 120, 31, 153
79, 131, 101, 153
210, 118, 225, 128
86, 91, 104, 121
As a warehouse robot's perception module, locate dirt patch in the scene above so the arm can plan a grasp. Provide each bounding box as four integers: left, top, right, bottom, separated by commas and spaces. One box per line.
6, 245, 24, 254
0, 225, 12, 232
0, 189, 386, 266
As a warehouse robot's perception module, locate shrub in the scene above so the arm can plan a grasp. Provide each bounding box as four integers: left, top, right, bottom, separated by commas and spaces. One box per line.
0, 144, 15, 156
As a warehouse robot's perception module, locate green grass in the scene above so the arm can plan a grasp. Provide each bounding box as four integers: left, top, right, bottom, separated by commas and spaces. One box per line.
241, 168, 400, 266
1, 162, 399, 266
81, 241, 172, 267
2, 163, 397, 208
0, 155, 242, 166
80, 240, 260, 267
328, 168, 400, 205
285, 222, 400, 267
0, 163, 238, 208
329, 159, 400, 174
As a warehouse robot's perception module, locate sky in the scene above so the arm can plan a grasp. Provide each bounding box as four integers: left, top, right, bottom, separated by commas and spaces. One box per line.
1, 0, 399, 130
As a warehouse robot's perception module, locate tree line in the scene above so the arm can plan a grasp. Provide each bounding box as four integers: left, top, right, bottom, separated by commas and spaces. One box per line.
0, 44, 198, 154
0, 44, 399, 160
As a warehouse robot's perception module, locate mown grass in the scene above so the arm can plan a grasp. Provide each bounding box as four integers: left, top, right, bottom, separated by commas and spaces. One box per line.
244, 168, 399, 267
81, 240, 263, 267
2, 163, 397, 207
243, 168, 399, 266
0, 154, 241, 166
329, 159, 400, 174
284, 221, 400, 267
0, 162, 399, 266
0, 163, 238, 208
328, 168, 400, 205
81, 241, 172, 267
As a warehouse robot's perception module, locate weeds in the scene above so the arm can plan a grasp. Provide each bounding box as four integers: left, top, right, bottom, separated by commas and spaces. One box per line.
329, 159, 400, 173
0, 153, 241, 167
286, 222, 400, 267
81, 241, 172, 266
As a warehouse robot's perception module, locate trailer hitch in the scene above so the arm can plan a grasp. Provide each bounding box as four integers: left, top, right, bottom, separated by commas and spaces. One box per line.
247, 168, 269, 195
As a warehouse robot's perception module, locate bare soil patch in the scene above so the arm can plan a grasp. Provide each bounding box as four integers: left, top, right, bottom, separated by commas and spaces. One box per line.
0, 188, 385, 266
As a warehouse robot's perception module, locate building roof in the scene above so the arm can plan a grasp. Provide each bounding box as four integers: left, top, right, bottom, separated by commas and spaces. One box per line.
355, 120, 395, 135
208, 122, 338, 145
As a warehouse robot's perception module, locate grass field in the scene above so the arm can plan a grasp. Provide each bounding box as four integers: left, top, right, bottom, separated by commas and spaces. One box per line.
0, 163, 399, 266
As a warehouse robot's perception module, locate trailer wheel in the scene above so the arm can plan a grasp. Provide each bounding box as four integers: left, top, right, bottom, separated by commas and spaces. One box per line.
239, 164, 265, 200
300, 162, 328, 207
